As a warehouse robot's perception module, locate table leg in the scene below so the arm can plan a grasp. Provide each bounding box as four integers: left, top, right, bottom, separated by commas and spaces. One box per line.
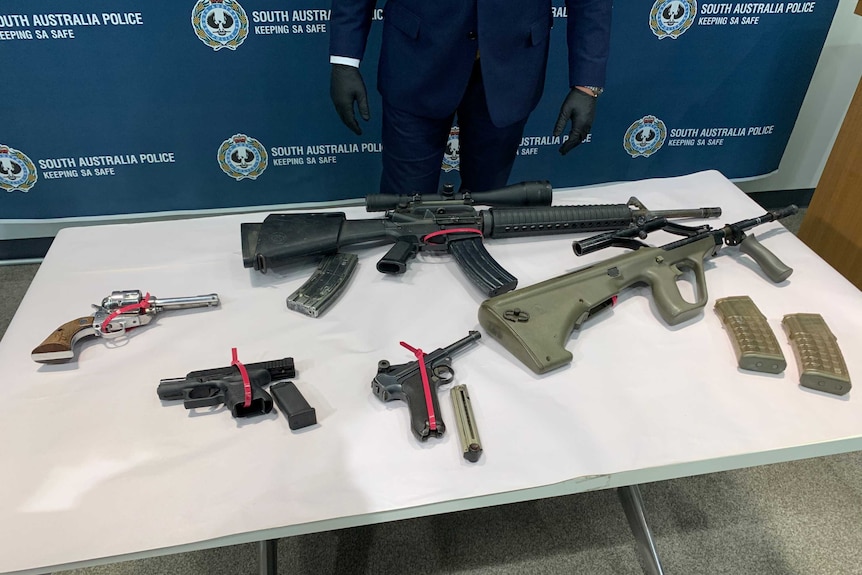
258, 539, 278, 575
618, 484, 665, 575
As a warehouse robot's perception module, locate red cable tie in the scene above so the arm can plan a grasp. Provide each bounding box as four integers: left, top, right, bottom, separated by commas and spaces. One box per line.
422, 227, 483, 245
230, 348, 253, 408
400, 341, 436, 431
100, 292, 152, 334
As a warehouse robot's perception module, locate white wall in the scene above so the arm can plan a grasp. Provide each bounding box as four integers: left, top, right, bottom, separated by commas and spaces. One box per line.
737, 0, 862, 194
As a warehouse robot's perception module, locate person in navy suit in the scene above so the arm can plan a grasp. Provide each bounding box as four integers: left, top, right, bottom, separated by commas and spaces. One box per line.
329, 1, 612, 195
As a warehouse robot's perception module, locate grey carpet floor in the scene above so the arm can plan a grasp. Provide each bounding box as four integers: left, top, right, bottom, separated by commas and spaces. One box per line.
4, 207, 862, 575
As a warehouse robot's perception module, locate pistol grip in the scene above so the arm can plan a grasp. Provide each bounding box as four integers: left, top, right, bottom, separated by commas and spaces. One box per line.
377, 239, 418, 274
224, 382, 274, 418
647, 258, 708, 326
32, 316, 96, 363
401, 375, 446, 441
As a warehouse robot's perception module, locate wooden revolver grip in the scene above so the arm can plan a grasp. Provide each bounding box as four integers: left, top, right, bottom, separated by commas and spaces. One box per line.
31, 316, 96, 363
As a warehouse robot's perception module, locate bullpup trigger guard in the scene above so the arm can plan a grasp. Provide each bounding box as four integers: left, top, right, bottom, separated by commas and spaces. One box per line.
478, 206, 798, 374
240, 181, 721, 313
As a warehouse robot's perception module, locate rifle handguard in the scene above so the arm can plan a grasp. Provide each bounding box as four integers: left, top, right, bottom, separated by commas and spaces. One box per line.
484, 205, 635, 239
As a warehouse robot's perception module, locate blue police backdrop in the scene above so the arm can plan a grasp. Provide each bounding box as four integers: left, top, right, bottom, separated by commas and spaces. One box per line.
1, 0, 836, 220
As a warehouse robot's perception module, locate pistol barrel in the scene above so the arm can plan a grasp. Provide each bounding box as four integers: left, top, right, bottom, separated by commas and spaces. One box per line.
440, 330, 482, 358
156, 377, 191, 400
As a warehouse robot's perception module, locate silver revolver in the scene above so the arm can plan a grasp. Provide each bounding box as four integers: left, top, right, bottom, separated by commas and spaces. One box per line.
32, 289, 220, 363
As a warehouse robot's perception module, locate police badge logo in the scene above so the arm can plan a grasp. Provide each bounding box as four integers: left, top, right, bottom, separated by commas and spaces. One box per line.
649, 0, 697, 39
218, 134, 268, 180
192, 0, 249, 51
0, 145, 38, 193
623, 116, 667, 157
441, 126, 460, 172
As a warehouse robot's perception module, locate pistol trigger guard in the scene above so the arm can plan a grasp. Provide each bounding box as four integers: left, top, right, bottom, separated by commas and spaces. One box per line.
432, 364, 454, 382
97, 315, 145, 338
99, 326, 127, 339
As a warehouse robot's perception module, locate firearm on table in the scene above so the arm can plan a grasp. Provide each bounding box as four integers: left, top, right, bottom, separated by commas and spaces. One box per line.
157, 355, 297, 419
478, 206, 799, 374
372, 331, 481, 442
31, 290, 220, 364
240, 181, 722, 313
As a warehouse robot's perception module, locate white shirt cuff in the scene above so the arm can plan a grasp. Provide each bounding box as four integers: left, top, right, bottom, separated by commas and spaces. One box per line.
330, 56, 360, 67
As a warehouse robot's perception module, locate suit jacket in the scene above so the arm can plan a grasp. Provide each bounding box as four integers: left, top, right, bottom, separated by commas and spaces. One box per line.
330, 0, 613, 127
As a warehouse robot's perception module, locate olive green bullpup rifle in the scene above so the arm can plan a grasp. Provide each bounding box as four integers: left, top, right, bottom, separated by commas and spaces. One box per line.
478, 206, 798, 374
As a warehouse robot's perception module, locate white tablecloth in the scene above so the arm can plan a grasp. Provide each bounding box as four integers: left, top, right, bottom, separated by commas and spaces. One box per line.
1, 170, 860, 574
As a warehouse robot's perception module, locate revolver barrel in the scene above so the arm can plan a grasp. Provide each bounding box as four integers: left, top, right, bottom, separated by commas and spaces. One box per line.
150, 294, 220, 310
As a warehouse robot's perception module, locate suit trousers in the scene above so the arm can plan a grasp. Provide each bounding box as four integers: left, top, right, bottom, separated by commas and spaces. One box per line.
380, 60, 529, 196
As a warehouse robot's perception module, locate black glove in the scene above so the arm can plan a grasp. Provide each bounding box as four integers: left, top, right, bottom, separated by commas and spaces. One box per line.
330, 64, 370, 136
553, 88, 597, 155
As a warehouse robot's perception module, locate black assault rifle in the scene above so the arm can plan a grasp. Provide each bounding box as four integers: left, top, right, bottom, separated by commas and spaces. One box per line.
241, 181, 722, 311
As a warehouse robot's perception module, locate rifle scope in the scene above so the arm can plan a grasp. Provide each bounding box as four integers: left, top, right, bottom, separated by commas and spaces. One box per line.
365, 180, 553, 212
